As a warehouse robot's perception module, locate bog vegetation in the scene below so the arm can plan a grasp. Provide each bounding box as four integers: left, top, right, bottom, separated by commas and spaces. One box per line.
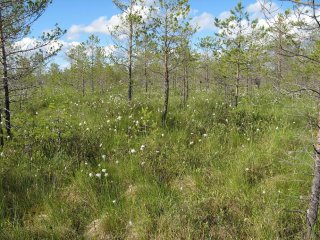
0, 0, 320, 239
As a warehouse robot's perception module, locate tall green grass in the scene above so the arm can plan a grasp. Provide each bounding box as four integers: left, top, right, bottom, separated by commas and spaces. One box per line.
0, 86, 318, 239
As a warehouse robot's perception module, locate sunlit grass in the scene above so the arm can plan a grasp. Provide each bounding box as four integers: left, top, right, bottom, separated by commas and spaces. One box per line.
0, 86, 318, 239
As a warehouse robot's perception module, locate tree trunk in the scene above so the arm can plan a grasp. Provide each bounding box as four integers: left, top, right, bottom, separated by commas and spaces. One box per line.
128, 16, 133, 101
0, 109, 4, 146
277, 29, 283, 88
162, 13, 169, 125
144, 52, 148, 93
205, 62, 209, 90
235, 62, 240, 107
224, 83, 228, 103
186, 64, 189, 102
162, 52, 169, 125
306, 115, 320, 239
91, 64, 94, 93
183, 65, 186, 106
183, 63, 189, 106
0, 9, 11, 138
246, 66, 250, 95
82, 73, 85, 97
19, 93, 23, 110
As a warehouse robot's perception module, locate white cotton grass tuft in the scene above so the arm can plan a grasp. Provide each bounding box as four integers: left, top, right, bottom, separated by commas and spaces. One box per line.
130, 149, 136, 154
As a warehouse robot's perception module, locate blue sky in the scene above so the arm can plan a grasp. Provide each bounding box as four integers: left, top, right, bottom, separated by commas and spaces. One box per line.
28, 0, 283, 67
32, 0, 262, 38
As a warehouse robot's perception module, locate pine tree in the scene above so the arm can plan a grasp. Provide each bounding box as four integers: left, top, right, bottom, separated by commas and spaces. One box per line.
214, 1, 260, 107
111, 0, 144, 101
149, 0, 193, 124
0, 0, 65, 139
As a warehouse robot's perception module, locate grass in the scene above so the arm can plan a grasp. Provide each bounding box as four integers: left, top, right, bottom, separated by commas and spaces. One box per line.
0, 85, 318, 239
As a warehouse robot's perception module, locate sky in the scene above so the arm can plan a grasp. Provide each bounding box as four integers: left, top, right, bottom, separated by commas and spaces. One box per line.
28, 0, 284, 68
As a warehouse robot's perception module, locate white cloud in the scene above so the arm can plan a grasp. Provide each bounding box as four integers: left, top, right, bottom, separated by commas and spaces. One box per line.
66, 41, 80, 48
66, 0, 153, 41
67, 15, 121, 40
191, 12, 216, 31
190, 8, 199, 15
14, 37, 38, 50
247, 0, 279, 18
218, 11, 231, 20
247, 1, 263, 18
104, 44, 116, 56
14, 37, 64, 55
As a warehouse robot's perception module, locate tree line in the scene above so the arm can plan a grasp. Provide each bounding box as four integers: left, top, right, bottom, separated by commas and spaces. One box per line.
3, 0, 320, 139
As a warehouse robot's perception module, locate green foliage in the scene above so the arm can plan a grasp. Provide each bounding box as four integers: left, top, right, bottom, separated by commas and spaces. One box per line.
3, 1, 320, 239
0, 86, 317, 239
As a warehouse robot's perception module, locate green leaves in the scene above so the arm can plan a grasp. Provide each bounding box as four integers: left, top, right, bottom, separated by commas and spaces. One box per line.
1, 0, 65, 67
